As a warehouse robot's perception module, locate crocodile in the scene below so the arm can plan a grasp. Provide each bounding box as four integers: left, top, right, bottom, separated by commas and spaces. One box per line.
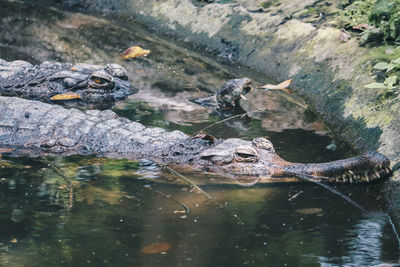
0, 94, 391, 183
193, 77, 253, 110
0, 59, 135, 109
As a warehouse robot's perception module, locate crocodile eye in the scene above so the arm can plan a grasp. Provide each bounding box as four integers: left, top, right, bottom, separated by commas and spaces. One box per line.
234, 147, 258, 162
89, 71, 115, 89
93, 77, 105, 84
90, 76, 112, 88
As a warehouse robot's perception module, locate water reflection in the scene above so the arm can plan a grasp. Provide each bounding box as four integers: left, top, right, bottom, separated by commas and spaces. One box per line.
0, 156, 399, 266
0, 0, 399, 266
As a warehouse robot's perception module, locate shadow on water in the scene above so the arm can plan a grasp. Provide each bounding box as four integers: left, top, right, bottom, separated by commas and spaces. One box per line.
0, 0, 399, 266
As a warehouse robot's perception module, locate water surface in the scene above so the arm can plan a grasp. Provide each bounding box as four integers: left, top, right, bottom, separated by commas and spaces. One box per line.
0, 1, 399, 266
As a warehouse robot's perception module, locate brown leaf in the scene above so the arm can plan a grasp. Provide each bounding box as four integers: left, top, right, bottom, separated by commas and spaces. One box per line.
121, 46, 150, 60
259, 79, 293, 94
50, 92, 82, 101
141, 242, 171, 254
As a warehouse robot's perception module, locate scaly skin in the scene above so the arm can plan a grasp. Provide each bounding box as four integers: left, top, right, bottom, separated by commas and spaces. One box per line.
0, 96, 391, 183
0, 59, 135, 109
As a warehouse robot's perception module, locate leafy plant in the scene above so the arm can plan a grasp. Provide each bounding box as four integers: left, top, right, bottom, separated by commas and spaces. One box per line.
364, 57, 400, 96
339, 0, 400, 43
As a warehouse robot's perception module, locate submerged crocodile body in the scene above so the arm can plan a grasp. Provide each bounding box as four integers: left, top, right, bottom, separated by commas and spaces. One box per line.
0, 95, 391, 183
0, 59, 135, 109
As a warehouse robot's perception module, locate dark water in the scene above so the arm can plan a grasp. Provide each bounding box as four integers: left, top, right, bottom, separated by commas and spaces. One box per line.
0, 1, 399, 266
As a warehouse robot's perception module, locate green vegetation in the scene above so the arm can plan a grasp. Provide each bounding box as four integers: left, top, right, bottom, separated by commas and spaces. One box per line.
364, 57, 400, 99
339, 0, 400, 101
260, 0, 281, 9
339, 0, 400, 44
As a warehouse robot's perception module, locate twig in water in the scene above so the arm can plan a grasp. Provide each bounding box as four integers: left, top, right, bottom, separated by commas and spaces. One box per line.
288, 191, 303, 201
162, 165, 215, 203
68, 186, 74, 211
288, 172, 368, 213
194, 113, 247, 134
143, 186, 190, 216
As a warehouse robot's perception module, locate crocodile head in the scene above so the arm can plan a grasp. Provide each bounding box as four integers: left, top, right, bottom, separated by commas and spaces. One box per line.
193, 78, 253, 110
199, 137, 391, 184
215, 77, 253, 108
0, 60, 136, 109
47, 62, 135, 109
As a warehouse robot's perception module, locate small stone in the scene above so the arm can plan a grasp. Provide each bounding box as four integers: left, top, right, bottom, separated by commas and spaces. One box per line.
339, 31, 351, 42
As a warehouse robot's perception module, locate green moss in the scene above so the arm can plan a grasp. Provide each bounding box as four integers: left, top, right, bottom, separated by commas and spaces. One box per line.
302, 7, 316, 15
346, 97, 394, 126
361, 45, 400, 63
260, 0, 280, 9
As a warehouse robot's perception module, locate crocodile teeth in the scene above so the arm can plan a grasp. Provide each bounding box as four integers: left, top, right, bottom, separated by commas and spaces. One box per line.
385, 167, 391, 173
364, 172, 369, 182
349, 170, 354, 175
349, 176, 353, 183
375, 171, 380, 178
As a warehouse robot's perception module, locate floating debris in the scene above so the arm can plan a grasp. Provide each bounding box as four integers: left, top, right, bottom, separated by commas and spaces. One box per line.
50, 92, 82, 101
141, 242, 171, 254
121, 46, 150, 60
259, 79, 293, 94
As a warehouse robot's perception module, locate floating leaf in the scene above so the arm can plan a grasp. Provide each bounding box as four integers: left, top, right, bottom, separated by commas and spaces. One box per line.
141, 242, 171, 254
364, 82, 387, 89
259, 79, 293, 94
50, 92, 82, 101
295, 208, 323, 215
121, 46, 150, 60
10, 238, 18, 243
